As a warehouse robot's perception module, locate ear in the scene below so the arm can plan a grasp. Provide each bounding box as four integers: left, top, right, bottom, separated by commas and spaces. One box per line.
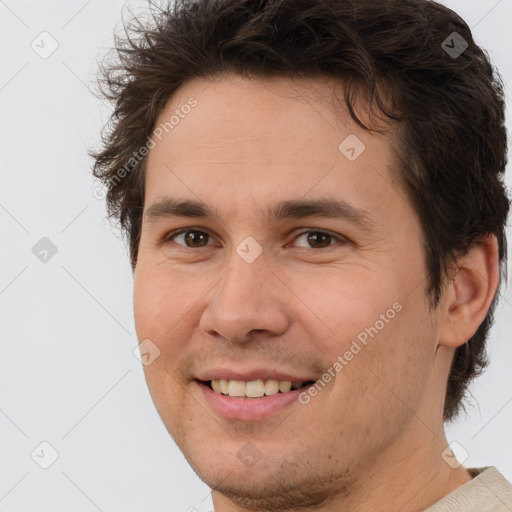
438, 235, 500, 348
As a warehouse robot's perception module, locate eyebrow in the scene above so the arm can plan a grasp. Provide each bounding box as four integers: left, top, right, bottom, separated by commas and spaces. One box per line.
143, 196, 376, 231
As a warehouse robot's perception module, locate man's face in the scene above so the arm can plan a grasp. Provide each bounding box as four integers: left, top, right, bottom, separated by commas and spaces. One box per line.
133, 75, 442, 507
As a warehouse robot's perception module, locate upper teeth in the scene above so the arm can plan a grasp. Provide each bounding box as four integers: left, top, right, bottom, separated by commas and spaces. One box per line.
210, 379, 306, 398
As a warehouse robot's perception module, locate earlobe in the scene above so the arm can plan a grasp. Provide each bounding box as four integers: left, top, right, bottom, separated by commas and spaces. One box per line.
438, 235, 500, 349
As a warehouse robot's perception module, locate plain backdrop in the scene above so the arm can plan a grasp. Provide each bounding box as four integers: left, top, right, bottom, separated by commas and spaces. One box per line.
0, 1, 511, 511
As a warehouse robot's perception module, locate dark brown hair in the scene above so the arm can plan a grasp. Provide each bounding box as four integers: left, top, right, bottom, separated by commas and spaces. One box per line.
90, 0, 510, 422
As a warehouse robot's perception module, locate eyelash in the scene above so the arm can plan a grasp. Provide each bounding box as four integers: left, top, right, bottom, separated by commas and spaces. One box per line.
162, 228, 347, 250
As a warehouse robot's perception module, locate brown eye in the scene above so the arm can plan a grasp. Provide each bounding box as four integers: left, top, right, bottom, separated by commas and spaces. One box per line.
306, 232, 332, 249
166, 229, 211, 248
292, 230, 343, 249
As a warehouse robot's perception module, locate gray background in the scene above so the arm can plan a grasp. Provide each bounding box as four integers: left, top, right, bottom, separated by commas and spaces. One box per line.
0, 0, 511, 510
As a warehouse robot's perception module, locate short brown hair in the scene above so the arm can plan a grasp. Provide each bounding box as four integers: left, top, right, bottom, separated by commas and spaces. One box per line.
90, 0, 510, 422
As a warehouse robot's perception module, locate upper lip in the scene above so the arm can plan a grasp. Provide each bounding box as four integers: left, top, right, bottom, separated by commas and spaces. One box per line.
196, 368, 316, 383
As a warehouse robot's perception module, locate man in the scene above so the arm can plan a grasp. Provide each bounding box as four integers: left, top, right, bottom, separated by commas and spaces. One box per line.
91, 0, 512, 510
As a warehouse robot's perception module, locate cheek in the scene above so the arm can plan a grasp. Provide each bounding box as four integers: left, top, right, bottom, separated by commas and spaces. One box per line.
308, 260, 433, 389
322, 288, 435, 426
133, 264, 197, 433
133, 264, 192, 408
133, 262, 200, 346
295, 266, 402, 354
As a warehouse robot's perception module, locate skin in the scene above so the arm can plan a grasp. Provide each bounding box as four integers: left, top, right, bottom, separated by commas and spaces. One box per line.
132, 74, 499, 511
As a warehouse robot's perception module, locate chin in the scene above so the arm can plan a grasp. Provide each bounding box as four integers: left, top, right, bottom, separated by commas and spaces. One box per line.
204, 469, 339, 511
179, 441, 347, 512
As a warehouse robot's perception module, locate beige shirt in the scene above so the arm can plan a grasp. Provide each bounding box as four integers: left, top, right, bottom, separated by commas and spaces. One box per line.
425, 467, 512, 511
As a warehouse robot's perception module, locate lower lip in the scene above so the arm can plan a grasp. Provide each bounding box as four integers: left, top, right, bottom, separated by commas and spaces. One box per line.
197, 381, 310, 421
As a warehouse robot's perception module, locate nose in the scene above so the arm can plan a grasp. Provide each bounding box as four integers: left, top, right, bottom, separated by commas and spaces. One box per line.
199, 250, 291, 344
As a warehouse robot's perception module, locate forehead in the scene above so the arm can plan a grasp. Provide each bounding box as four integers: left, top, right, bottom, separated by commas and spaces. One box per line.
149, 73, 380, 150
143, 74, 401, 219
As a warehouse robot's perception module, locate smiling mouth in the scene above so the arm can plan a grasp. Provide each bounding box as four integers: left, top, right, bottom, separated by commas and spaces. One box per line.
201, 379, 315, 398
